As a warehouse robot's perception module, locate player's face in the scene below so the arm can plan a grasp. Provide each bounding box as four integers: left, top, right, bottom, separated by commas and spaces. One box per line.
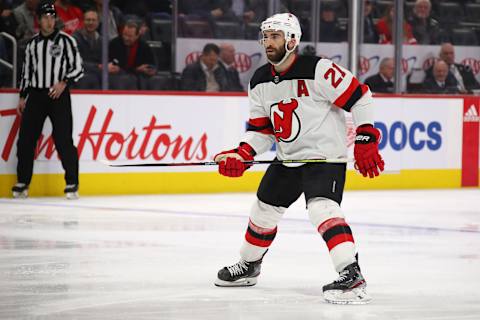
262, 31, 286, 63
39, 14, 56, 35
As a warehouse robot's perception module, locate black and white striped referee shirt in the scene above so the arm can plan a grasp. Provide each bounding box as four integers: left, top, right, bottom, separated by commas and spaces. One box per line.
19, 28, 84, 98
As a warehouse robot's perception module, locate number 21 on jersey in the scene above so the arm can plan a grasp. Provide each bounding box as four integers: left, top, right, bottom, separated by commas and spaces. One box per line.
324, 63, 346, 88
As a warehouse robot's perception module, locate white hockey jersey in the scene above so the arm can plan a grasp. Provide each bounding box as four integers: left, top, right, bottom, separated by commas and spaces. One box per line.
242, 55, 374, 161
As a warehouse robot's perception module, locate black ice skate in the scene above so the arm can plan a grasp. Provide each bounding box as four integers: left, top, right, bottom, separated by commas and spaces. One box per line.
12, 183, 29, 199
64, 184, 79, 200
214, 254, 265, 287
323, 262, 371, 304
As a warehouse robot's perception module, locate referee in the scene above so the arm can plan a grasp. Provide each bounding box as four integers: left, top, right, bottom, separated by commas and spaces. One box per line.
12, 2, 84, 199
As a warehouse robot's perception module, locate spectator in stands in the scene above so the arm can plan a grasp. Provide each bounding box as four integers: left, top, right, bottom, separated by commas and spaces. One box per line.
376, 4, 417, 44
108, 20, 156, 89
363, 0, 378, 44
93, 0, 123, 40
55, 0, 83, 35
364, 57, 395, 93
138, 18, 151, 41
1, 0, 16, 36
13, 0, 39, 46
422, 60, 459, 94
279, 1, 310, 40
178, 0, 236, 21
73, 9, 102, 89
219, 43, 243, 92
180, 43, 229, 92
318, 2, 346, 43
230, 0, 267, 24
407, 0, 441, 45
424, 43, 480, 94
437, 42, 480, 93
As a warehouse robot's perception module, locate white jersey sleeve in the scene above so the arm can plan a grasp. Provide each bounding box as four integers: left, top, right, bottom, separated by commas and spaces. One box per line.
241, 82, 276, 155
314, 59, 374, 127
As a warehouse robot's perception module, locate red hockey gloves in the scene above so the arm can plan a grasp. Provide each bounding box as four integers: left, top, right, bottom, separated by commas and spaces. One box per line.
214, 143, 255, 177
354, 125, 385, 178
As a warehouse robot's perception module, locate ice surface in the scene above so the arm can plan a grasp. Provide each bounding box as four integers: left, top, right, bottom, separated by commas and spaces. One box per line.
1, 189, 479, 320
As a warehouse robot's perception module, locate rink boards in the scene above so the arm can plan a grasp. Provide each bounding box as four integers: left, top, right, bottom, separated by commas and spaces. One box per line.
0, 91, 479, 196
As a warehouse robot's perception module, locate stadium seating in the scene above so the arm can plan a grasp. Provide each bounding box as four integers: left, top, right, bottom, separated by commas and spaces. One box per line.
214, 21, 242, 39
451, 28, 478, 46
181, 20, 213, 38
147, 41, 170, 71
6, 0, 480, 92
244, 22, 261, 40
436, 2, 464, 25
145, 72, 173, 90
151, 18, 172, 43
464, 3, 480, 22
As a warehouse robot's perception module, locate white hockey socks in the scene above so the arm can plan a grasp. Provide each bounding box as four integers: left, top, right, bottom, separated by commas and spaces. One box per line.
240, 200, 285, 262
308, 198, 357, 272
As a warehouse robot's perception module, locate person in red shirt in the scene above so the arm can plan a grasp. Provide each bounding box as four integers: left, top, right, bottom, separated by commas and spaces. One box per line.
55, 0, 83, 35
376, 4, 417, 44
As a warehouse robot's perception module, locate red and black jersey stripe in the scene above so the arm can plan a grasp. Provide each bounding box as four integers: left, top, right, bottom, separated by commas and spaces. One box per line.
318, 218, 355, 251
245, 220, 277, 247
333, 77, 369, 112
247, 117, 274, 135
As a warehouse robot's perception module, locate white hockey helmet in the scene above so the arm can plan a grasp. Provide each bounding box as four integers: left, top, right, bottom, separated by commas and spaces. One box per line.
260, 13, 302, 65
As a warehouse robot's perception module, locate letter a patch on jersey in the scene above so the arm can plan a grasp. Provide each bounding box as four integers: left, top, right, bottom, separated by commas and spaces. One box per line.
297, 80, 310, 97
270, 98, 301, 143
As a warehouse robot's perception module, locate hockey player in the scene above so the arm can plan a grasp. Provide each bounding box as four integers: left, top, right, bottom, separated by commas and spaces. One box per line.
213, 13, 384, 304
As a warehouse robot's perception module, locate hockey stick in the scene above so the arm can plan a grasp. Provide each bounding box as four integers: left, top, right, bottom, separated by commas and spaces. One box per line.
101, 158, 351, 167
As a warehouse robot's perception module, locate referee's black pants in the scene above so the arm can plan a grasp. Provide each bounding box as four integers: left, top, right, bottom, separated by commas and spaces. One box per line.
16, 89, 79, 186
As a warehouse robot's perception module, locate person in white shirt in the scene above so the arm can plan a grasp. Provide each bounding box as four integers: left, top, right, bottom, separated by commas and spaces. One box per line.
424, 43, 480, 93
213, 13, 384, 305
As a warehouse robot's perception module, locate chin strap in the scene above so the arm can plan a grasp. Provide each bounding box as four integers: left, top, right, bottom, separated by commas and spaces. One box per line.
267, 40, 297, 67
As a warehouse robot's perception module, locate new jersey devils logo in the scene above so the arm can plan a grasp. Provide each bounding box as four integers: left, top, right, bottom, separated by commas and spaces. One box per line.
270, 98, 301, 143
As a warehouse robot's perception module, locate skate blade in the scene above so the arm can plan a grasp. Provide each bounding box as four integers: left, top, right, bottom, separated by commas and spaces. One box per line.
214, 277, 257, 287
323, 287, 372, 305
12, 191, 28, 199
65, 192, 79, 200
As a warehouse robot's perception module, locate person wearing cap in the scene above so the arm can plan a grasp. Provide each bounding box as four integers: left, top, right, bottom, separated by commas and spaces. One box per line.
12, 1, 84, 200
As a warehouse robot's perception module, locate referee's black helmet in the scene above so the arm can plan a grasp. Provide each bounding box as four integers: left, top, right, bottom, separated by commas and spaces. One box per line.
37, 2, 56, 17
